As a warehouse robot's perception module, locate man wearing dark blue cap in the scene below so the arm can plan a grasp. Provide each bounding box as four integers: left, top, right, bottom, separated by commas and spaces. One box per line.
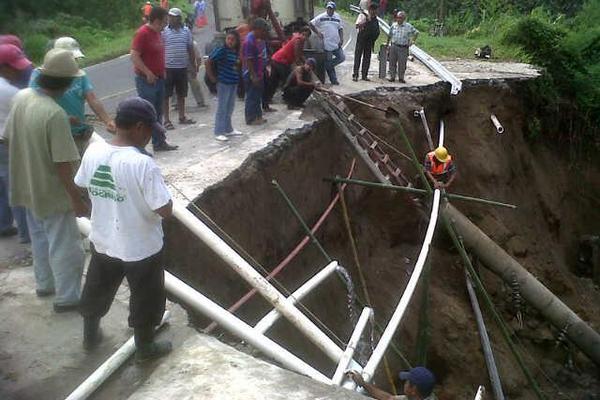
75, 97, 173, 362
348, 366, 436, 399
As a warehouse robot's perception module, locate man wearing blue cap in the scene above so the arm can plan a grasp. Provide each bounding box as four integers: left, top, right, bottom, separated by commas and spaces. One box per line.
348, 366, 436, 399
75, 97, 173, 362
310, 1, 345, 85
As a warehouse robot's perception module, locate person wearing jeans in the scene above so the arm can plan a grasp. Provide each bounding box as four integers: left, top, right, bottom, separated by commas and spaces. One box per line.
242, 18, 269, 125
310, 2, 345, 85
4, 49, 88, 312
130, 6, 178, 151
206, 31, 240, 142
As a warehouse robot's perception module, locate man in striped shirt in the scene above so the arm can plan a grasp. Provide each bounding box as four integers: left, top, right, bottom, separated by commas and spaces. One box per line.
162, 7, 196, 129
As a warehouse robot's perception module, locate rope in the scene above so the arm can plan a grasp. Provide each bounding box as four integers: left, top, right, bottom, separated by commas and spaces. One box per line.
337, 183, 398, 394
167, 181, 348, 350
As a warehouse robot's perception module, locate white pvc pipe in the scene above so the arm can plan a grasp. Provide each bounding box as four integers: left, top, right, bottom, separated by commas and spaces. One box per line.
172, 203, 361, 370
490, 114, 504, 134
438, 120, 445, 147
65, 311, 171, 400
331, 307, 373, 385
474, 385, 486, 400
76, 217, 330, 384
254, 261, 339, 334
360, 189, 441, 383
414, 109, 434, 150
164, 271, 331, 384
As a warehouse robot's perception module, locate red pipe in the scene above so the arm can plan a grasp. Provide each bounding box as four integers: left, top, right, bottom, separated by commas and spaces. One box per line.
204, 159, 357, 333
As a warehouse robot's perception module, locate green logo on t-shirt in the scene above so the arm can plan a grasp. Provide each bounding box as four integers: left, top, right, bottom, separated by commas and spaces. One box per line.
89, 165, 125, 202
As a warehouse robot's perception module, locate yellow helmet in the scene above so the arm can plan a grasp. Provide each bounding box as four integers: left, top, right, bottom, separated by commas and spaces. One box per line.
434, 146, 449, 163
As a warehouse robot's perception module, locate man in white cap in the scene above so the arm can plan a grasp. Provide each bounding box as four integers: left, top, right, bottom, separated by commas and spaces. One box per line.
310, 1, 345, 85
29, 36, 115, 154
161, 7, 196, 130
3, 49, 88, 313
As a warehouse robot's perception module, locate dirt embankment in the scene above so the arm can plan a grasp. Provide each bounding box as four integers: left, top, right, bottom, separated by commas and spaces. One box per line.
164, 80, 600, 399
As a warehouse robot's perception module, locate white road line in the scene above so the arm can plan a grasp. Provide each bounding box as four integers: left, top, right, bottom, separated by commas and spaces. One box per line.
99, 87, 136, 101
343, 35, 353, 50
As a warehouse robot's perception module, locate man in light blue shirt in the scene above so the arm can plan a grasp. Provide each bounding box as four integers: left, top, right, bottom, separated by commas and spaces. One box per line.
310, 1, 345, 85
29, 37, 115, 154
387, 11, 419, 83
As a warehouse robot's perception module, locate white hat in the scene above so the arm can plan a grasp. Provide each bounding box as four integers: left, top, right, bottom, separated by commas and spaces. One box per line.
168, 7, 182, 17
39, 49, 85, 78
54, 36, 85, 59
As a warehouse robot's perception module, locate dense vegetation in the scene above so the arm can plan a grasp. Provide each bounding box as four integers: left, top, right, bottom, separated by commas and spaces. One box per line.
339, 0, 599, 152
0, 0, 192, 66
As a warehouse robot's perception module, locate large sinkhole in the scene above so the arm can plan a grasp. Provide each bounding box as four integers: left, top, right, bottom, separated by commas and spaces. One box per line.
163, 81, 600, 399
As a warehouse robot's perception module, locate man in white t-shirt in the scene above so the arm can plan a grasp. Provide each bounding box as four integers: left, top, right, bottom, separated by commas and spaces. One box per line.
310, 1, 345, 85
75, 97, 173, 361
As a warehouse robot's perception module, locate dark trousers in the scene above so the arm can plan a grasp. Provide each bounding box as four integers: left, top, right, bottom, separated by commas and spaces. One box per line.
244, 76, 264, 124
353, 38, 373, 79
79, 247, 166, 328
264, 61, 291, 106
283, 85, 314, 107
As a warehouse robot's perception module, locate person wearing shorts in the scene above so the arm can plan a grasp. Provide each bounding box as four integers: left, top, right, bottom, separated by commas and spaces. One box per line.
162, 7, 196, 130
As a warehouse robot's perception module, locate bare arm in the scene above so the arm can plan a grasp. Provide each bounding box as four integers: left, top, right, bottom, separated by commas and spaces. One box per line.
154, 199, 173, 218
338, 27, 344, 47
85, 91, 116, 133
309, 23, 323, 38
130, 49, 157, 83
347, 372, 396, 400
295, 68, 314, 87
55, 161, 89, 217
205, 58, 217, 82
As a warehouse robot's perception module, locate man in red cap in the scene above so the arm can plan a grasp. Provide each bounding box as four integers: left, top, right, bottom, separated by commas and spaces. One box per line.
0, 35, 34, 88
0, 44, 32, 242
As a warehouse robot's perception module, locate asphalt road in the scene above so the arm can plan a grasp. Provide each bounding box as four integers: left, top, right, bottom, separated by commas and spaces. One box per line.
85, 0, 218, 114
85, 1, 354, 114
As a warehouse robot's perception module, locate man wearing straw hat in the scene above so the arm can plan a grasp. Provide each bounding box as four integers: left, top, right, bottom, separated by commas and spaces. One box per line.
3, 49, 88, 313
30, 36, 115, 155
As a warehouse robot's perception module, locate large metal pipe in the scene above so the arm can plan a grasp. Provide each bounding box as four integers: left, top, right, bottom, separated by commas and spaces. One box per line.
443, 203, 600, 365
172, 203, 362, 369
254, 261, 339, 334
64, 312, 170, 400
332, 307, 373, 385
361, 189, 442, 383
164, 271, 331, 384
466, 272, 505, 400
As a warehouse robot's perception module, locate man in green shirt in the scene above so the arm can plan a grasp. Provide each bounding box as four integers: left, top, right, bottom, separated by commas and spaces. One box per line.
3, 49, 88, 312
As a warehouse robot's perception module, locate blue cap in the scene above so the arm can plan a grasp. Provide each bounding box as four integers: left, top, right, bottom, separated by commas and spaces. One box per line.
306, 57, 317, 67
116, 97, 166, 135
326, 1, 336, 9
399, 367, 435, 397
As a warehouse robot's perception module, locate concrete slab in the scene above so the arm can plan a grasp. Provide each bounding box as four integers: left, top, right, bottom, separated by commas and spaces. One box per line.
127, 334, 366, 400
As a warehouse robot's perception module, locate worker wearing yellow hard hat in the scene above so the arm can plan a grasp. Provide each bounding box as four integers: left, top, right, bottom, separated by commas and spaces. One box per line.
424, 146, 456, 189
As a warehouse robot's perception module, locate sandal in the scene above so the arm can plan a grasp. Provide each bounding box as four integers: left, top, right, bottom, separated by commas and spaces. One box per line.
163, 121, 175, 130
179, 116, 196, 125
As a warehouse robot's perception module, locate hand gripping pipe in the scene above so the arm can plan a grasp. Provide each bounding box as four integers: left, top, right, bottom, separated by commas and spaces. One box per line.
75, 218, 330, 385
64, 311, 170, 400
331, 307, 373, 385
172, 203, 363, 370
490, 114, 505, 134
360, 189, 441, 384
254, 261, 339, 334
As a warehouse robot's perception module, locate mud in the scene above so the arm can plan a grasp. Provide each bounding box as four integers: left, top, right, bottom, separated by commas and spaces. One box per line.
164, 79, 600, 399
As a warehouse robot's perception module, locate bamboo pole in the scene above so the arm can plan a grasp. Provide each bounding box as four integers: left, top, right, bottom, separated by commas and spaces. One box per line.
326, 177, 517, 209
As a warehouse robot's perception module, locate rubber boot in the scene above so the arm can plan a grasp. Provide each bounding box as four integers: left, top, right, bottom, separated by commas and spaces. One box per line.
83, 317, 103, 350
134, 325, 172, 363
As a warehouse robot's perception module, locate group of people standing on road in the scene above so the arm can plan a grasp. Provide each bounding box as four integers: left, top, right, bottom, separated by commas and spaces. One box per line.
1, 26, 174, 359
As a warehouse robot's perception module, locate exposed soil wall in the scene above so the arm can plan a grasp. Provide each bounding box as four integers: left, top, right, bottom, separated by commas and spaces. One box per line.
164, 80, 600, 399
